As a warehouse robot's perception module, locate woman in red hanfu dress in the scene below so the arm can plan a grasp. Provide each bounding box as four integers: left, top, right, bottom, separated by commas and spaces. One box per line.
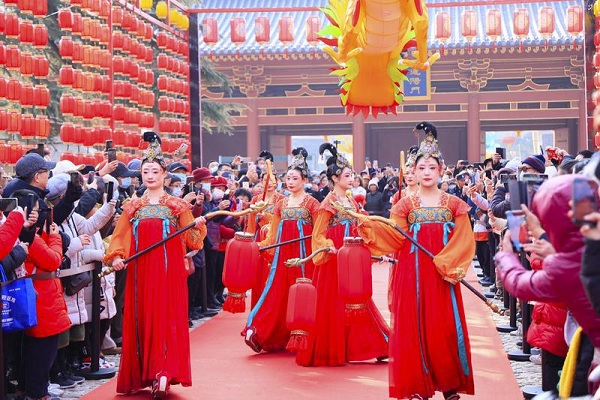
295, 143, 390, 367
390, 145, 419, 207
246, 151, 284, 309
105, 132, 207, 399
244, 148, 320, 353
358, 122, 475, 400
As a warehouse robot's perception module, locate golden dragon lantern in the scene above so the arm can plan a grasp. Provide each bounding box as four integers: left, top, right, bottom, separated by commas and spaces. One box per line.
319, 0, 440, 118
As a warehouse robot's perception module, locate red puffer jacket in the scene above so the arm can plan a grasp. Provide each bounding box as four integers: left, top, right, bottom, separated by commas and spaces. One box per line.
526, 257, 568, 357
0, 211, 25, 260
24, 232, 71, 338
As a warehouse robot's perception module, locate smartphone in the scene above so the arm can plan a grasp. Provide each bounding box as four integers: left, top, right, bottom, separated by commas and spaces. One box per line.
496, 147, 506, 159
105, 140, 113, 151
572, 178, 598, 227
522, 174, 548, 205
276, 182, 282, 191
107, 148, 117, 163
223, 189, 230, 201
188, 182, 194, 194
508, 179, 527, 210
37, 143, 45, 157
0, 198, 18, 212
46, 207, 53, 233
473, 162, 484, 170
26, 193, 35, 218
506, 210, 529, 251
70, 171, 80, 186
106, 181, 114, 202
242, 181, 249, 190
87, 171, 95, 185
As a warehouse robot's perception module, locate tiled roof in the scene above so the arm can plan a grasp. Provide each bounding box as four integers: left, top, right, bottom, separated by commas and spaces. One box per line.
194, 0, 583, 56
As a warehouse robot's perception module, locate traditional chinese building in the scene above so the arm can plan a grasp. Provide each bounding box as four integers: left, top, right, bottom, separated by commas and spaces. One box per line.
192, 0, 588, 170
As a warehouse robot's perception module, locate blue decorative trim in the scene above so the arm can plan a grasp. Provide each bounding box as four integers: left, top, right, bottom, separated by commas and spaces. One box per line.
450, 284, 471, 376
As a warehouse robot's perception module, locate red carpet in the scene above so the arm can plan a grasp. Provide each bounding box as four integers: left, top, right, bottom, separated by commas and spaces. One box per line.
83, 263, 522, 399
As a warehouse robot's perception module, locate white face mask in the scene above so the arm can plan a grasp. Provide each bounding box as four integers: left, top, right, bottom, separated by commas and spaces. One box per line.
172, 187, 182, 197
209, 167, 218, 174
212, 188, 224, 202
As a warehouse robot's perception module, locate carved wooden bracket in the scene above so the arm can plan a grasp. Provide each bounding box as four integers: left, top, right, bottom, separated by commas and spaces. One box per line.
507, 68, 550, 91
564, 56, 584, 89
231, 65, 272, 97
453, 59, 493, 92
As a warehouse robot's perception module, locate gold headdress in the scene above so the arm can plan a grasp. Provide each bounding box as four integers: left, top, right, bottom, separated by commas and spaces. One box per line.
405, 145, 419, 169
414, 122, 443, 163
289, 147, 309, 177
142, 131, 166, 167
319, 142, 351, 176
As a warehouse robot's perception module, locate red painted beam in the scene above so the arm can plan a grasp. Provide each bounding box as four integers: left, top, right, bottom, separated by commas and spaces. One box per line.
188, 0, 575, 14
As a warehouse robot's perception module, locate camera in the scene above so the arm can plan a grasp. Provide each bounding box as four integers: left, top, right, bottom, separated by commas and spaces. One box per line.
107, 148, 117, 163
0, 198, 18, 213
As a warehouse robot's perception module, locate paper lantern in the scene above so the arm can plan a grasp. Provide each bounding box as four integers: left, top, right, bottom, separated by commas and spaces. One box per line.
0, 77, 6, 98
21, 114, 36, 137
7, 112, 21, 133
4, 13, 19, 38
34, 85, 50, 108
230, 17, 246, 45
502, 135, 516, 146
538, 6, 555, 37
32, 0, 47, 17
20, 52, 34, 76
0, 44, 5, 66
59, 37, 74, 59
19, 20, 34, 43
285, 278, 317, 352
486, 9, 502, 40
461, 10, 478, 41
156, 1, 167, 19
278, 16, 294, 44
20, 84, 35, 107
337, 237, 372, 320
59, 66, 75, 85
513, 8, 530, 37
222, 232, 259, 313
306, 16, 320, 45
33, 56, 49, 78
33, 25, 48, 47
60, 94, 75, 115
112, 6, 123, 26
6, 78, 21, 101
35, 116, 50, 138
72, 12, 83, 35
156, 31, 167, 48
566, 5, 583, 36
58, 9, 73, 30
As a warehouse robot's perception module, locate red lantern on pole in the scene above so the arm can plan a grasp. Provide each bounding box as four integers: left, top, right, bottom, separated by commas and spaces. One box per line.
567, 5, 583, 49
435, 11, 451, 54
286, 278, 317, 351
222, 232, 259, 313
337, 237, 373, 320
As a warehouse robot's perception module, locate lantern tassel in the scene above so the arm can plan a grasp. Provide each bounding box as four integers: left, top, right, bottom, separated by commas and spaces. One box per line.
286, 330, 309, 352
222, 292, 246, 313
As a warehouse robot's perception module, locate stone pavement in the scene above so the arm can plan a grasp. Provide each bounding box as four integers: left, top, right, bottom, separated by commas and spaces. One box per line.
37, 261, 541, 399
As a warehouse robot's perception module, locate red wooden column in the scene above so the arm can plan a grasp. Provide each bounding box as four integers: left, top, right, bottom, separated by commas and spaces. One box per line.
353, 115, 366, 172
467, 92, 481, 162
579, 89, 589, 149
246, 98, 260, 159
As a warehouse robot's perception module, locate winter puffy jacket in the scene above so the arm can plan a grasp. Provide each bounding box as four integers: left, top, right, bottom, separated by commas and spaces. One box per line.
25, 232, 70, 338
526, 256, 568, 357
83, 231, 116, 320
61, 202, 115, 325
495, 174, 600, 348
0, 211, 25, 261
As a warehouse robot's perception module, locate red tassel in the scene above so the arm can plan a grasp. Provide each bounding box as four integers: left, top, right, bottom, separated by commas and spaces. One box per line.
345, 304, 369, 323
286, 330, 309, 352
222, 293, 246, 313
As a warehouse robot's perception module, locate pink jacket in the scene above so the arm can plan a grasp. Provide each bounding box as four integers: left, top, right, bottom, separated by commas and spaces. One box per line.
495, 174, 600, 348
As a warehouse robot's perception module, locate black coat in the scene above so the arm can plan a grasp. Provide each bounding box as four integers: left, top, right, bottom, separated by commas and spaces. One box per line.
581, 238, 600, 317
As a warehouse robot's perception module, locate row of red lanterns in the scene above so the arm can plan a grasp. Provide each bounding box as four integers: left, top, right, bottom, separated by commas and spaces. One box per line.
60, 124, 113, 146
63, 0, 112, 20
0, 111, 50, 137
58, 11, 112, 43
112, 7, 153, 39
436, 5, 584, 43
113, 56, 156, 85
11, 0, 47, 17
60, 95, 112, 119
202, 15, 316, 47
0, 47, 49, 77
59, 68, 112, 93
0, 78, 49, 108
156, 31, 190, 57
158, 118, 191, 134
113, 85, 156, 108
157, 75, 189, 96
1, 14, 48, 46
113, 31, 155, 63
113, 105, 156, 127
158, 96, 188, 114
59, 40, 112, 69
0, 142, 33, 165
157, 54, 189, 77
61, 151, 106, 166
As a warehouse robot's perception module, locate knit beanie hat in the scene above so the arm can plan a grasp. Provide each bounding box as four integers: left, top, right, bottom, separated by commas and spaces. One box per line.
522, 154, 546, 173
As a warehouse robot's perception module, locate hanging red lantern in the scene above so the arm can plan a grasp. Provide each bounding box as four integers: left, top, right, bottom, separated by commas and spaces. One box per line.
230, 17, 246, 45
34, 85, 50, 108
306, 16, 320, 45
82, 17, 92, 39
6, 79, 21, 101
157, 76, 167, 91
21, 114, 36, 137
73, 69, 84, 89
486, 9, 502, 41
20, 84, 35, 107
60, 94, 75, 115
7, 112, 21, 133
513, 8, 530, 37
100, 24, 110, 44
278, 16, 294, 45
501, 135, 517, 146
72, 12, 83, 35
144, 23, 153, 40
4, 13, 19, 38
74, 97, 85, 117
59, 66, 75, 85
18, 0, 33, 14
0, 12, 5, 35
33, 56, 49, 78
19, 19, 34, 43
145, 46, 153, 63
35, 116, 50, 138
285, 277, 317, 351
32, 0, 47, 17
5, 46, 19, 70
60, 124, 74, 143
0, 77, 7, 99
157, 31, 168, 48
0, 44, 5, 66
222, 232, 259, 313
461, 10, 478, 41
436, 11, 451, 54
58, 9, 73, 30
33, 25, 48, 47
113, 104, 126, 121
157, 54, 168, 69
72, 41, 83, 63
566, 5, 583, 36
337, 237, 372, 320
59, 37, 73, 59
538, 6, 555, 37
20, 52, 34, 76
112, 6, 123, 26
100, 0, 110, 19
146, 69, 155, 86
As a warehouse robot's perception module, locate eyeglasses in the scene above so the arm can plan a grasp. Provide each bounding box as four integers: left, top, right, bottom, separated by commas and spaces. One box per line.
520, 166, 536, 173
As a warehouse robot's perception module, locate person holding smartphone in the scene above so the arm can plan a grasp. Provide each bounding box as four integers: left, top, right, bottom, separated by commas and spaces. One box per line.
104, 132, 207, 398
495, 174, 600, 397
